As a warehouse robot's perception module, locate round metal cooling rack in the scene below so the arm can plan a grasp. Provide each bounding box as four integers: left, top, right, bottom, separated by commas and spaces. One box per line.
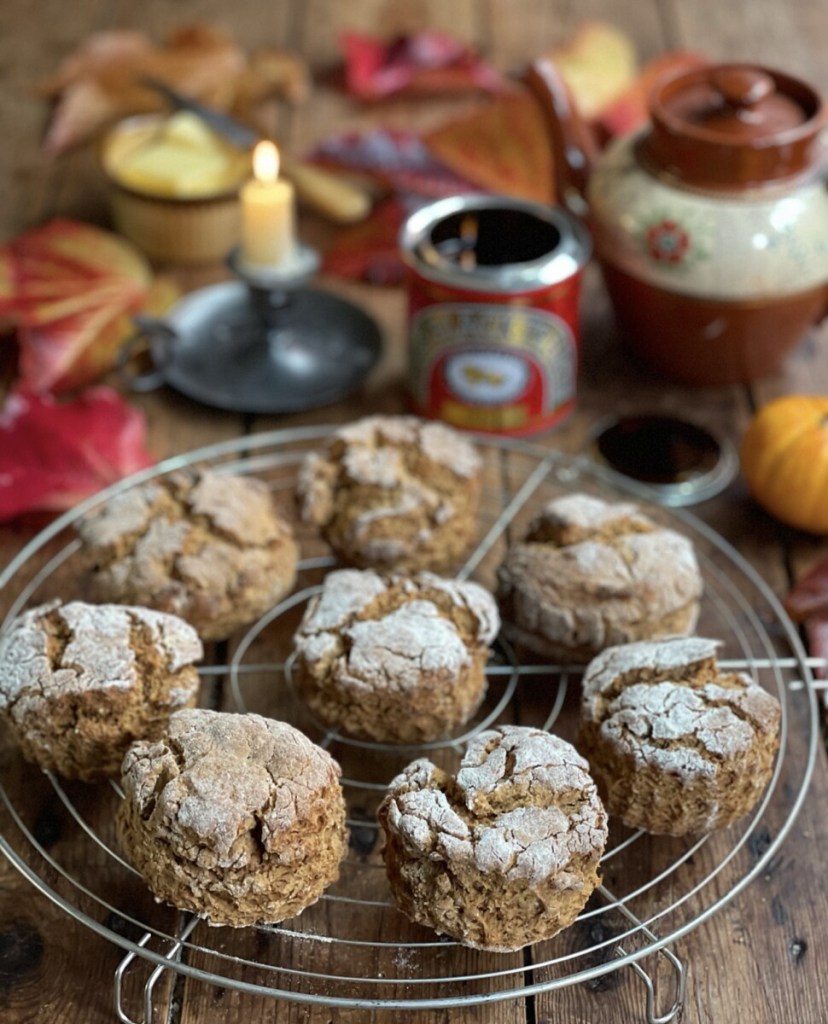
0, 425, 819, 1024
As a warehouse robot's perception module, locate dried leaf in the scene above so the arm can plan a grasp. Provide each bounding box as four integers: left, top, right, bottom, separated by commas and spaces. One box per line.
310, 128, 478, 202
785, 556, 828, 622
0, 387, 153, 522
36, 24, 309, 155
805, 618, 828, 678
341, 30, 504, 102
39, 25, 247, 155
1, 219, 178, 393
543, 21, 638, 119
424, 90, 556, 204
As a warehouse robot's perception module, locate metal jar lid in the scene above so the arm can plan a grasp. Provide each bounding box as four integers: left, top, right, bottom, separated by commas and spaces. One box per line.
400, 194, 591, 293
586, 413, 739, 506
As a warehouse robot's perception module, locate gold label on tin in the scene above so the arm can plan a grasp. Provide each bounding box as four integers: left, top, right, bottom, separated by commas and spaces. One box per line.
409, 303, 576, 417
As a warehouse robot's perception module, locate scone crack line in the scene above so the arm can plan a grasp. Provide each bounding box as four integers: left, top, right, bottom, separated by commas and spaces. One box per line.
390, 783, 602, 886
347, 487, 452, 541
337, 415, 482, 481
79, 484, 168, 570
82, 473, 290, 564
598, 684, 763, 770
342, 603, 472, 691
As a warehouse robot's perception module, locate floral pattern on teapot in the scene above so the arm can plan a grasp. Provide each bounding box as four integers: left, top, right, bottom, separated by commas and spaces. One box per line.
588, 133, 828, 300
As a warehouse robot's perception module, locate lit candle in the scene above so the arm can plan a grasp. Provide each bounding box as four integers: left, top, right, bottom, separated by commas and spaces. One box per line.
240, 141, 296, 268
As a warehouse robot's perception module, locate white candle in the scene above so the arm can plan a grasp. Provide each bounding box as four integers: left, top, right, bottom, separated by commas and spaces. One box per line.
240, 141, 296, 267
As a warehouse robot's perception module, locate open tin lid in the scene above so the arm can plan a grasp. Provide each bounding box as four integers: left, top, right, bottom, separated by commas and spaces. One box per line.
586, 413, 739, 506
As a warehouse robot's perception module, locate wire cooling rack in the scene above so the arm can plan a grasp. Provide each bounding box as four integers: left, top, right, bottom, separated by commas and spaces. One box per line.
0, 425, 819, 1023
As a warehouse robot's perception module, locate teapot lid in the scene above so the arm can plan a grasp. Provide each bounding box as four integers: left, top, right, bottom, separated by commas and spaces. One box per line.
643, 63, 824, 188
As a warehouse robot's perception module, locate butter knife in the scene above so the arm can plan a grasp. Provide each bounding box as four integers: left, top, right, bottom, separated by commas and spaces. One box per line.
140, 76, 373, 224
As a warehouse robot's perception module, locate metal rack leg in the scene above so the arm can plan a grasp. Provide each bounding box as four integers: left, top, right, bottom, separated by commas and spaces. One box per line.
113, 915, 199, 1024
600, 885, 688, 1024
626, 948, 686, 1024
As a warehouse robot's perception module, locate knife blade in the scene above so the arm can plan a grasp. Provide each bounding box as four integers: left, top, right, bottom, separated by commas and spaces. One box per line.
139, 76, 373, 224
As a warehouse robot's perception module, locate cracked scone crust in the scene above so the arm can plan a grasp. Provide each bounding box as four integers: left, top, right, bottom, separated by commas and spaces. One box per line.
296, 415, 482, 573
0, 600, 202, 781
292, 569, 500, 743
117, 709, 348, 927
77, 470, 298, 641
578, 637, 781, 835
497, 493, 703, 662
378, 725, 607, 951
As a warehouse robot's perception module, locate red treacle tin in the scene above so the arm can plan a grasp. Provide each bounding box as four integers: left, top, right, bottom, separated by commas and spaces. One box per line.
401, 195, 591, 435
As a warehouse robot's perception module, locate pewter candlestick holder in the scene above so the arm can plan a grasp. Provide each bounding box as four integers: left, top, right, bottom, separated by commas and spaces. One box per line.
121, 243, 381, 414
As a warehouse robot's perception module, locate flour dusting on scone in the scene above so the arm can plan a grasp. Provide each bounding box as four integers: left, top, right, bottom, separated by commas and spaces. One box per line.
297, 415, 482, 573
292, 568, 499, 743
497, 493, 703, 662
117, 708, 348, 926
378, 725, 607, 950
0, 600, 202, 780
78, 470, 298, 641
578, 636, 781, 835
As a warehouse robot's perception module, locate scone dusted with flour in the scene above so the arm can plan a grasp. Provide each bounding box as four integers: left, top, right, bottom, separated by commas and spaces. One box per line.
296, 415, 482, 573
77, 469, 298, 642
497, 493, 703, 662
0, 600, 202, 781
378, 725, 608, 951
291, 568, 500, 743
117, 709, 348, 927
578, 637, 781, 836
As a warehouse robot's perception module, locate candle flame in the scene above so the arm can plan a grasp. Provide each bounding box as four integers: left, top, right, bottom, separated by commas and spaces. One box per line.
253, 140, 280, 184
460, 215, 478, 246
459, 214, 478, 270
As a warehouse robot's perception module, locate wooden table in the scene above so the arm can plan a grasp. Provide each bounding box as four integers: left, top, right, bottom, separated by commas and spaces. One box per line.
2, 2, 827, 1022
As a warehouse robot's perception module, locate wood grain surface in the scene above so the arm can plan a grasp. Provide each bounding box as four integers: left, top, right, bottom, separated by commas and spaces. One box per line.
1, 2, 827, 1023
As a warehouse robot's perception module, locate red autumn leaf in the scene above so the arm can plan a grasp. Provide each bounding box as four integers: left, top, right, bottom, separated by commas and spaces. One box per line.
0, 387, 154, 522
1, 218, 178, 393
341, 30, 504, 102
322, 197, 408, 285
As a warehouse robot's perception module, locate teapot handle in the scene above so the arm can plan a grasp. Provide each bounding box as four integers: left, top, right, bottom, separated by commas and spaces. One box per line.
524, 58, 601, 214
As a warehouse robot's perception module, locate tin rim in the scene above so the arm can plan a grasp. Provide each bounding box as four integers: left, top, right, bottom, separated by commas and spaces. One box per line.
400, 194, 591, 292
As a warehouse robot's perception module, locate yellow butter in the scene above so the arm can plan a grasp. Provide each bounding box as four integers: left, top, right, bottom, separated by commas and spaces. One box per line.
114, 113, 249, 198
162, 111, 223, 150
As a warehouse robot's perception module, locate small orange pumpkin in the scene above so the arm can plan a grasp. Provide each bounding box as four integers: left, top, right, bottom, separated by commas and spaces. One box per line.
740, 394, 828, 534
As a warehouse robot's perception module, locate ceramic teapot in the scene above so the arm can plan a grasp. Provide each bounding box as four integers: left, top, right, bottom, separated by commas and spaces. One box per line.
526, 60, 828, 385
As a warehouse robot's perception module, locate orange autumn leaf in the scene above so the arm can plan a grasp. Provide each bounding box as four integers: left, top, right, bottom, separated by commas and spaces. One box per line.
1, 219, 178, 393
424, 90, 555, 204
48, 277, 180, 393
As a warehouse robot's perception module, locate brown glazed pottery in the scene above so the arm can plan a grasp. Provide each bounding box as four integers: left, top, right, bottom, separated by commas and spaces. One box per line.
527, 61, 828, 385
